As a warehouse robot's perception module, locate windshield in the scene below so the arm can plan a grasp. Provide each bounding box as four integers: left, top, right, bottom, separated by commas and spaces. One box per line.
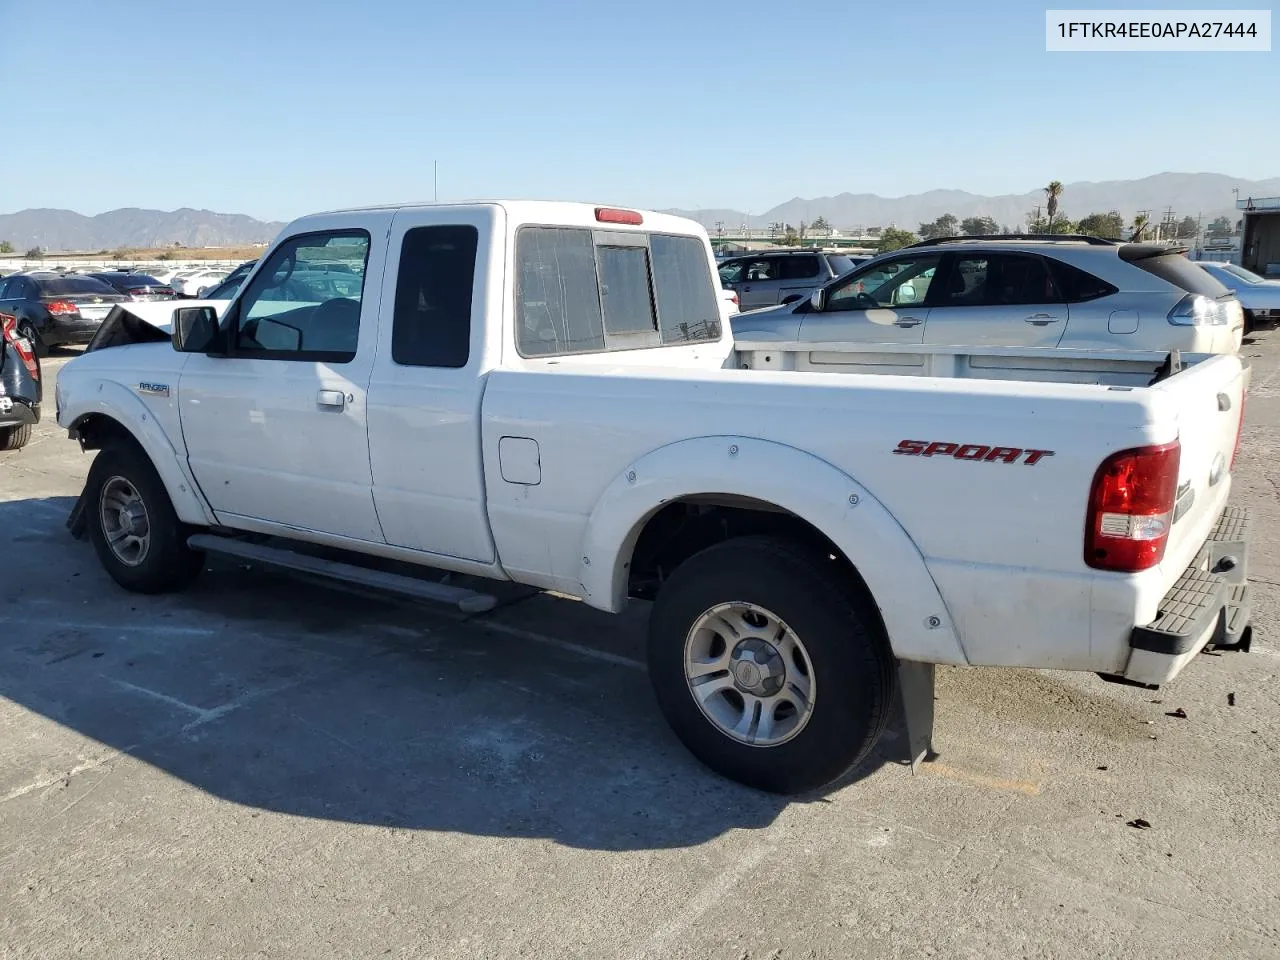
1222, 263, 1264, 284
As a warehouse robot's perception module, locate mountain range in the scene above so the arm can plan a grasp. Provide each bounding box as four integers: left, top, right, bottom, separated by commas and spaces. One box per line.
0, 208, 286, 253
664, 172, 1280, 233
3, 173, 1278, 251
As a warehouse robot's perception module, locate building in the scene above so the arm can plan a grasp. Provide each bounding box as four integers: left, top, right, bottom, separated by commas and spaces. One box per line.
1238, 195, 1280, 277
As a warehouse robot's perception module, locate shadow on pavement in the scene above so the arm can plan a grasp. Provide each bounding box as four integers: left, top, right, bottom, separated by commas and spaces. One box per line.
0, 495, 900, 850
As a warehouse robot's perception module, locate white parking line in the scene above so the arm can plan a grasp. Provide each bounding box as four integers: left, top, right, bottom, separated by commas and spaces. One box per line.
477, 619, 646, 671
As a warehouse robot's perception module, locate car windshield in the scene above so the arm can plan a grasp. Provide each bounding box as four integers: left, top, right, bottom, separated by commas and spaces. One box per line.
1222, 263, 1264, 284
826, 255, 856, 275
38, 276, 118, 296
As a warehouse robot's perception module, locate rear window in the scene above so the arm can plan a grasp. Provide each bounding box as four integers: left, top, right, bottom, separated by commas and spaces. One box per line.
779, 255, 821, 280
1130, 253, 1230, 297
1046, 259, 1118, 302
516, 227, 721, 358
37, 276, 118, 296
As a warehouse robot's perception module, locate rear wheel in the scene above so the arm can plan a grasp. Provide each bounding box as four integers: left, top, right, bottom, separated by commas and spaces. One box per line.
85, 443, 205, 593
647, 536, 894, 794
0, 424, 31, 451
17, 321, 45, 357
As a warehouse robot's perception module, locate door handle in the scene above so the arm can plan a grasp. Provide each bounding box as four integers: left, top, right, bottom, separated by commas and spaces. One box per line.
316, 390, 346, 409
894, 317, 923, 328
1024, 314, 1060, 325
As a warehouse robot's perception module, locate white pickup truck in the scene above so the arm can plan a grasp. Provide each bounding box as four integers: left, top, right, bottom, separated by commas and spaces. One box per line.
55, 201, 1253, 795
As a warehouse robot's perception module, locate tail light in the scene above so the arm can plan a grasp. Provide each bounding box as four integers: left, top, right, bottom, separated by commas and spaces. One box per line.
1167, 293, 1228, 327
1, 313, 39, 381
45, 300, 80, 316
1085, 440, 1181, 573
729, 291, 740, 306
595, 207, 644, 225
127, 287, 149, 296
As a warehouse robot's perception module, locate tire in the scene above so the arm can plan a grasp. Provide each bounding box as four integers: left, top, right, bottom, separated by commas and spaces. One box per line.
647, 535, 894, 794
17, 321, 45, 358
0, 423, 31, 450
85, 442, 205, 593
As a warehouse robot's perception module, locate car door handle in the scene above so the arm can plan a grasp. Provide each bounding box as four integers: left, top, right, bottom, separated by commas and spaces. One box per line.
894, 317, 923, 328
1024, 314, 1060, 325
316, 390, 347, 409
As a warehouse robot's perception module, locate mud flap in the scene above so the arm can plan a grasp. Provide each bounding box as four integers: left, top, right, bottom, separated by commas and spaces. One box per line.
66, 486, 89, 541
897, 659, 937, 771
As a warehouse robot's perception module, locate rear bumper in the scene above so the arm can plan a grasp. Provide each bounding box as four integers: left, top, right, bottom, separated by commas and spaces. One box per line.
1113, 505, 1251, 687
0, 396, 39, 428
45, 315, 104, 345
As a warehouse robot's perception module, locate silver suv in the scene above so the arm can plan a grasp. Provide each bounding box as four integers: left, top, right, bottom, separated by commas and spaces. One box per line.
717, 250, 866, 311
732, 235, 1244, 354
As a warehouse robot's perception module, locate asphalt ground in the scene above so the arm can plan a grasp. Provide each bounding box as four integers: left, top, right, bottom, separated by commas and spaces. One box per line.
1, 338, 1277, 959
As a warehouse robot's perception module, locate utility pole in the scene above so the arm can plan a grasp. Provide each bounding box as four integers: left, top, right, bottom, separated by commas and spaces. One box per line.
434, 160, 438, 203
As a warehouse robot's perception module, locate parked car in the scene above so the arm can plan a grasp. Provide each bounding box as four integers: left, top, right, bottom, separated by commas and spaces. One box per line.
88, 272, 176, 301
1196, 261, 1280, 333
57, 201, 1251, 795
172, 269, 230, 298
0, 311, 42, 450
197, 260, 258, 301
733, 236, 1245, 354
0, 272, 128, 354
717, 249, 863, 310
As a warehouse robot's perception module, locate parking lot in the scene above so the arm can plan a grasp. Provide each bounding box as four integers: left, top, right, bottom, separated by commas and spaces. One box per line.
1, 341, 1278, 959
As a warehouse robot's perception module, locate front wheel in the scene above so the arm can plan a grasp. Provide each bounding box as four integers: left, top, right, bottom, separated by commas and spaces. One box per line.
85, 443, 205, 593
647, 536, 894, 794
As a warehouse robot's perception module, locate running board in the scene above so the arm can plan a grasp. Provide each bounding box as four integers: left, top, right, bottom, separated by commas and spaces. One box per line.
186, 534, 499, 613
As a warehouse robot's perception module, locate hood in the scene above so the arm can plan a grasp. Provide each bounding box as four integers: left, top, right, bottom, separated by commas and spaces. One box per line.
729, 302, 804, 342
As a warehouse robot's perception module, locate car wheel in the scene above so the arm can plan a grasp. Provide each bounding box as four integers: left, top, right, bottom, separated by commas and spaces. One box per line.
85, 442, 205, 594
0, 423, 31, 451
17, 321, 45, 358
647, 535, 895, 794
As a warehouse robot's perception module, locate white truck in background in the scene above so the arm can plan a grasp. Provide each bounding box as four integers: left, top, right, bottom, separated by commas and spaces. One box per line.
55, 201, 1253, 794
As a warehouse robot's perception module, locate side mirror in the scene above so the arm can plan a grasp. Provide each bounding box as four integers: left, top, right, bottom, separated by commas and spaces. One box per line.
172, 306, 219, 353
809, 287, 827, 312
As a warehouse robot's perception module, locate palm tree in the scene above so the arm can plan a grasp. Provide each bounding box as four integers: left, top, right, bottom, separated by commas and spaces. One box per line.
1044, 181, 1064, 234
1131, 213, 1149, 241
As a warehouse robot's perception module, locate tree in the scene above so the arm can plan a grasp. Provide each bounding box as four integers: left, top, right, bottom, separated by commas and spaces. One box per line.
1045, 180, 1064, 233
1175, 215, 1199, 240
1026, 206, 1047, 233
877, 227, 916, 253
1131, 213, 1150, 242
1077, 210, 1125, 239
781, 225, 800, 246
960, 216, 998, 236
917, 213, 958, 239
25, 247, 43, 260
0, 240, 13, 254
810, 216, 830, 232
1206, 216, 1233, 238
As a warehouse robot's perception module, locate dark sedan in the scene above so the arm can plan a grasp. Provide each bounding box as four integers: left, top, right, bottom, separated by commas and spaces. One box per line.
0, 273, 128, 355
88, 271, 176, 301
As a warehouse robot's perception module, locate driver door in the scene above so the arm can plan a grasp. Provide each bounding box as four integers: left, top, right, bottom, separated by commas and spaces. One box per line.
798, 253, 941, 344
178, 216, 393, 542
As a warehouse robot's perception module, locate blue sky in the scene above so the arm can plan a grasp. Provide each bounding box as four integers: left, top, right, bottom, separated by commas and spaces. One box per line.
0, 0, 1275, 220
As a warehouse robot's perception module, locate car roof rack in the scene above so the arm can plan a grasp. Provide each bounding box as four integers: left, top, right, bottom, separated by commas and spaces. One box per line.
908, 234, 1121, 248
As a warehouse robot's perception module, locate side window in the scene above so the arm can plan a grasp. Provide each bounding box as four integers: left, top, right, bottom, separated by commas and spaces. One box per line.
516, 227, 605, 357
1048, 259, 1119, 302
651, 233, 722, 344
597, 245, 657, 339
391, 224, 478, 369
0, 279, 10, 299
779, 255, 821, 280
827, 255, 941, 311
986, 255, 1061, 305
718, 260, 744, 284
234, 230, 370, 361
936, 257, 990, 306
743, 259, 776, 281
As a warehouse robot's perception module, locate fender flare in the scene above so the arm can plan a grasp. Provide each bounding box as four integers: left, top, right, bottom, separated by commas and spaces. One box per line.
66, 380, 214, 526
579, 435, 969, 665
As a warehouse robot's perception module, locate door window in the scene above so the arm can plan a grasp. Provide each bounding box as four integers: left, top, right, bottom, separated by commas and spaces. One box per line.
391, 225, 478, 369
743, 259, 776, 281
233, 231, 371, 362
779, 255, 821, 280
826, 255, 941, 311
718, 260, 745, 284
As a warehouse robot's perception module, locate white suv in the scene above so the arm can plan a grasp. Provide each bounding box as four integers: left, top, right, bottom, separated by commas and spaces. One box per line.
734, 236, 1244, 355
